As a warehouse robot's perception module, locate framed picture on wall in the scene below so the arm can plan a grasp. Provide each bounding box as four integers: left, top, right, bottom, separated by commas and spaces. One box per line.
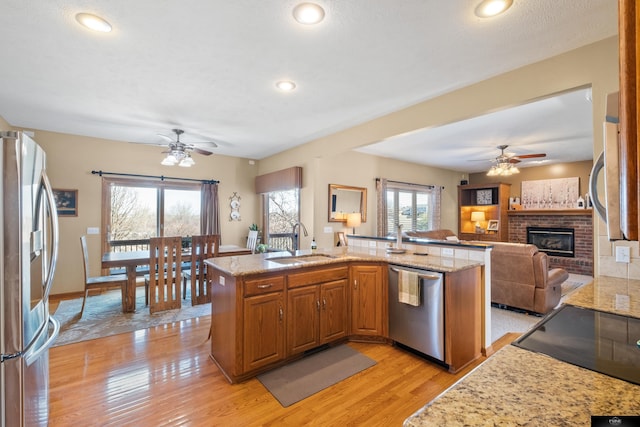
487, 220, 499, 231
53, 189, 78, 217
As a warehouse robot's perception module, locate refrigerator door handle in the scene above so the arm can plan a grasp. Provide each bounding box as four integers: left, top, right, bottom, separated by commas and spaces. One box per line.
23, 316, 60, 366
41, 173, 59, 302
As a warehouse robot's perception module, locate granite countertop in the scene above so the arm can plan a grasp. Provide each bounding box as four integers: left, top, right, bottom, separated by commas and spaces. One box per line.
404, 275, 640, 426
204, 246, 482, 276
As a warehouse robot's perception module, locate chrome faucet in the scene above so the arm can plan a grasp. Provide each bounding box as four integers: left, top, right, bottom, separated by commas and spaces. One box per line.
291, 222, 309, 254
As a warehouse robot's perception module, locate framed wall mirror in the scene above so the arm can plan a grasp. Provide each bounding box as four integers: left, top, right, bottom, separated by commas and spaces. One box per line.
328, 184, 367, 223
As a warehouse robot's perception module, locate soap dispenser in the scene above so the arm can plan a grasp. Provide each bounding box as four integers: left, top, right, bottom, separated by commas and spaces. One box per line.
311, 237, 317, 251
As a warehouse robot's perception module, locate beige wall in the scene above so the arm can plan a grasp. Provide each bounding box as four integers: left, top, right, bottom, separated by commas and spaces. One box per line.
261, 36, 619, 276
0, 36, 620, 293
469, 160, 594, 199
2, 128, 258, 295
310, 151, 461, 249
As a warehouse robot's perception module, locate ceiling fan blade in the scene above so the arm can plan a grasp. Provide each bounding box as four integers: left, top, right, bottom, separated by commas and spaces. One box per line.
508, 158, 522, 164
514, 153, 546, 159
190, 140, 218, 148
192, 147, 214, 156
157, 133, 174, 141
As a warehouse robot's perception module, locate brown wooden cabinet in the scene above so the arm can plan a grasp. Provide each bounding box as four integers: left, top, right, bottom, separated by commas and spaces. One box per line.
243, 291, 285, 372
618, 0, 639, 241
444, 266, 482, 373
287, 266, 349, 356
350, 263, 387, 337
458, 182, 511, 242
286, 279, 348, 355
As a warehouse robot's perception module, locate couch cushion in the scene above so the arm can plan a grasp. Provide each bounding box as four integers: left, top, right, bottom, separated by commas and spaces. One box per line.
405, 229, 456, 240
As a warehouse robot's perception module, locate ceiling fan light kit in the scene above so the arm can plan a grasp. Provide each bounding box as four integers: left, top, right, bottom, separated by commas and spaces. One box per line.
151, 128, 219, 167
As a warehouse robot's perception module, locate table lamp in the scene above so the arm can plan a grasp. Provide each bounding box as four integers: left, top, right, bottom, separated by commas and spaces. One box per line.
471, 211, 485, 232
346, 212, 362, 234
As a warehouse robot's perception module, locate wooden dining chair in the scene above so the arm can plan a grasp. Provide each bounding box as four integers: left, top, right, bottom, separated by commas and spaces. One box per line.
146, 236, 182, 314
182, 234, 220, 306
80, 235, 128, 317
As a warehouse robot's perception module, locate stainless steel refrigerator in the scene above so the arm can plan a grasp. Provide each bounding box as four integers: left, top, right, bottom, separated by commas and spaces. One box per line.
0, 131, 60, 427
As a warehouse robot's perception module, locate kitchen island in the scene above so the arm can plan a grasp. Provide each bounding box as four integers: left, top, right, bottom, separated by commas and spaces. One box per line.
205, 246, 484, 383
404, 276, 640, 426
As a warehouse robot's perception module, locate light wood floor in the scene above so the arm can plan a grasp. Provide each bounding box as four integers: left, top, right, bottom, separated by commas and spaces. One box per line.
48, 309, 517, 427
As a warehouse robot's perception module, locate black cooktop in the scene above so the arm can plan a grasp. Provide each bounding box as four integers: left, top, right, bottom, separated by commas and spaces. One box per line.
513, 304, 640, 385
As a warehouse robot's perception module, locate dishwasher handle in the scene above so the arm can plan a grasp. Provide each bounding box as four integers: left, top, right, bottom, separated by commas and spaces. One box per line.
390, 267, 440, 281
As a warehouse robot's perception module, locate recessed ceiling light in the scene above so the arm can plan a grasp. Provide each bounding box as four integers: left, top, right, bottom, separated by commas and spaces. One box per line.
276, 80, 297, 92
75, 13, 112, 32
474, 0, 513, 18
292, 3, 325, 25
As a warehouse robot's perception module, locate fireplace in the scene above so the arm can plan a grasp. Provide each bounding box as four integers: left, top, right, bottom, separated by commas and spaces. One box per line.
527, 227, 575, 257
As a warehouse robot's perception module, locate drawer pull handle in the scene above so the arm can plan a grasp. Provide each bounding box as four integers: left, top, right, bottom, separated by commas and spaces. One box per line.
322, 298, 327, 309
257, 283, 273, 289
316, 300, 320, 311
279, 306, 283, 321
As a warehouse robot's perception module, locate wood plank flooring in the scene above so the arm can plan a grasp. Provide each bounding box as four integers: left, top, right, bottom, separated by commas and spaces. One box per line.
49, 314, 516, 426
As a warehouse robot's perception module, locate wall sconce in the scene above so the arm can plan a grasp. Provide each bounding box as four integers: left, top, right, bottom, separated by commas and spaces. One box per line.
346, 212, 362, 234
471, 211, 486, 233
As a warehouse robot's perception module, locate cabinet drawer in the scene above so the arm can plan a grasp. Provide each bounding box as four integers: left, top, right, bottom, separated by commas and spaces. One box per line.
288, 266, 348, 289
244, 275, 285, 296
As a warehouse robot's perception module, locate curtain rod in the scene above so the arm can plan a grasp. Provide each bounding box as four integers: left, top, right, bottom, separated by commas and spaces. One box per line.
375, 178, 443, 190
91, 170, 219, 184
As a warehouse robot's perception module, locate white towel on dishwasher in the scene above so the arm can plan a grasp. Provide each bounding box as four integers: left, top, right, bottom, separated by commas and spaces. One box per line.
398, 270, 420, 306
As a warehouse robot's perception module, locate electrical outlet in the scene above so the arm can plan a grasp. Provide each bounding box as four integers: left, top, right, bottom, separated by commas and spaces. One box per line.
219, 275, 225, 286
323, 226, 333, 233
442, 248, 454, 257
87, 227, 100, 235
615, 246, 630, 263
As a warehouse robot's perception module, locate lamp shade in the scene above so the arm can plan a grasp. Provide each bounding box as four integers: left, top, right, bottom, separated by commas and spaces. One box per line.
346, 212, 362, 228
471, 211, 485, 223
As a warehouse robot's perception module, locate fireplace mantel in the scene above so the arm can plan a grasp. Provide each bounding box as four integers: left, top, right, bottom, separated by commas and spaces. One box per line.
508, 209, 592, 217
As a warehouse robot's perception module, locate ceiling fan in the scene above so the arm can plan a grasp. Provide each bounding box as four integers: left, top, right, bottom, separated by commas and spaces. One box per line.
485, 145, 546, 176
135, 128, 220, 167
491, 144, 546, 164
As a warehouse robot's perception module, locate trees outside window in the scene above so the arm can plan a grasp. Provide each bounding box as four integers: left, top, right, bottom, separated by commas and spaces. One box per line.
263, 189, 300, 250
104, 179, 201, 251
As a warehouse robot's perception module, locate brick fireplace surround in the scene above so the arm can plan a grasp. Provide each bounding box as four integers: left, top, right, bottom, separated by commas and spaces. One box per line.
508, 210, 593, 276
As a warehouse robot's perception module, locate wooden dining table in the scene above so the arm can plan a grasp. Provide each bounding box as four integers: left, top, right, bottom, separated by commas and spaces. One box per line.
101, 244, 252, 312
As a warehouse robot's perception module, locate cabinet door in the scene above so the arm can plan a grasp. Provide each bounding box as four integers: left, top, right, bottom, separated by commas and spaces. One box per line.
351, 265, 384, 336
243, 292, 285, 372
287, 286, 320, 355
320, 279, 348, 343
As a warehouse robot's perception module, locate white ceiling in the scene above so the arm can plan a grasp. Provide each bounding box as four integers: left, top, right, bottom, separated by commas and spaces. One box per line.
0, 1, 617, 167
357, 87, 596, 173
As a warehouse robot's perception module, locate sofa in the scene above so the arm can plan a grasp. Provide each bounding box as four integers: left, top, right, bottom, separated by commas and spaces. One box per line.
488, 242, 569, 314
404, 229, 457, 240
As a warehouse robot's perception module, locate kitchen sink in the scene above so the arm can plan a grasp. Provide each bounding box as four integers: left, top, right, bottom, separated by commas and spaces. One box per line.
267, 254, 335, 265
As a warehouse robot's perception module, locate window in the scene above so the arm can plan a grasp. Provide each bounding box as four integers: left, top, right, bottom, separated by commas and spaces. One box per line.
255, 166, 303, 251
377, 179, 441, 236
262, 189, 300, 251
103, 178, 202, 251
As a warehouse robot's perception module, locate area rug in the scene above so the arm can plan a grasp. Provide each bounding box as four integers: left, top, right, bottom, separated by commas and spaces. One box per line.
52, 287, 210, 347
491, 273, 593, 343
257, 345, 376, 407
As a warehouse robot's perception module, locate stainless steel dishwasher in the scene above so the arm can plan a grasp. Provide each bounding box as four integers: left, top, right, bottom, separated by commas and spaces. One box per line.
388, 264, 444, 363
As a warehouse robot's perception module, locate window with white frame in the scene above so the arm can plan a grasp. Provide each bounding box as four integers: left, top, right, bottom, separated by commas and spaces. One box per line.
376, 178, 441, 236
